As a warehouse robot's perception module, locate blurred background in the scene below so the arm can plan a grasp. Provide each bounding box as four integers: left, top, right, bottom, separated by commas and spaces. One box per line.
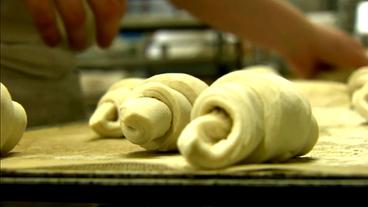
77, 0, 368, 114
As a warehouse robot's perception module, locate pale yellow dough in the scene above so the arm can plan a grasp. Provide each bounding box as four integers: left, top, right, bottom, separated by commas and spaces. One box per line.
120, 73, 208, 151
177, 68, 319, 169
89, 78, 144, 137
0, 83, 27, 156
348, 66, 368, 120
89, 73, 208, 151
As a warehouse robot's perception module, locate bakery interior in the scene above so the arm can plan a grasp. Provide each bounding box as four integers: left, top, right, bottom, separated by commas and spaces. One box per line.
1, 0, 368, 206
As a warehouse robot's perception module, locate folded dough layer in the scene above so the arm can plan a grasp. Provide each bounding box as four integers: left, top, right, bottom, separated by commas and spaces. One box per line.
1, 83, 27, 156
178, 70, 319, 169
89, 78, 144, 137
120, 73, 209, 151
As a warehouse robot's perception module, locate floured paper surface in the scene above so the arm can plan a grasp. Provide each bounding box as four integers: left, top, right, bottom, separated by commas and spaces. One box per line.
1, 86, 368, 177
1, 113, 367, 177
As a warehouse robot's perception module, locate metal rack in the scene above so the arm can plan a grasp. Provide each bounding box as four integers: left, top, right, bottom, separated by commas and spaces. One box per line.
77, 12, 244, 78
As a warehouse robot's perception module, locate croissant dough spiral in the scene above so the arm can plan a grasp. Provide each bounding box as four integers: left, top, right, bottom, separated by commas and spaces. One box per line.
177, 69, 319, 169
120, 73, 208, 151
1, 83, 27, 156
89, 78, 144, 137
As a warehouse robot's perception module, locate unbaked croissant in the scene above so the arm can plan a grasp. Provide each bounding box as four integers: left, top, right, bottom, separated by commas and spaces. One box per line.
119, 73, 208, 151
1, 83, 27, 156
89, 78, 144, 137
348, 66, 368, 120
177, 69, 319, 169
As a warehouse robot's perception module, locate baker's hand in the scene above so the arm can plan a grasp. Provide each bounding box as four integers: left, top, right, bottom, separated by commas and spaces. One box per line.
285, 24, 368, 78
25, 0, 126, 51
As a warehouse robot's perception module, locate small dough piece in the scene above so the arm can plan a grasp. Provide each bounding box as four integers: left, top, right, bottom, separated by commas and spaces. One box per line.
120, 73, 209, 151
143, 73, 209, 104
121, 97, 172, 145
89, 78, 144, 137
1, 83, 27, 156
178, 69, 319, 169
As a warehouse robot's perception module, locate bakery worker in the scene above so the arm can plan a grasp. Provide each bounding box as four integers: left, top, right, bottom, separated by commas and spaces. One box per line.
1, 0, 367, 127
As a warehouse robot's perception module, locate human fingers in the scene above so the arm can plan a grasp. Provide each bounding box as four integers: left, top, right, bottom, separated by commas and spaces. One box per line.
314, 26, 368, 69
25, 0, 61, 47
54, 0, 86, 51
88, 0, 126, 48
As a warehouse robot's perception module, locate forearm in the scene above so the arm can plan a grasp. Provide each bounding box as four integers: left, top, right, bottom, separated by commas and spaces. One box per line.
170, 0, 316, 56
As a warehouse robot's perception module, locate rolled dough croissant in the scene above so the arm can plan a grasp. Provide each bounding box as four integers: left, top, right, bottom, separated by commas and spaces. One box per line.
1, 83, 27, 156
120, 73, 208, 151
347, 66, 368, 96
89, 78, 144, 137
348, 66, 368, 120
177, 70, 319, 169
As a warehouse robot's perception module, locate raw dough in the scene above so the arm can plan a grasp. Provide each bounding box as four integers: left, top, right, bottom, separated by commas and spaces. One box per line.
350, 83, 368, 120
240, 65, 279, 75
0, 83, 27, 156
120, 73, 208, 151
244, 66, 351, 107
177, 69, 319, 169
347, 66, 368, 120
89, 78, 144, 137
347, 66, 368, 96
